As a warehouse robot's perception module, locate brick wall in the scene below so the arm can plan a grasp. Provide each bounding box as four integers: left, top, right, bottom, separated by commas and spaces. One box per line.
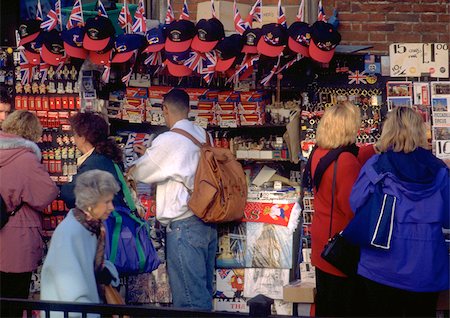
167, 0, 449, 55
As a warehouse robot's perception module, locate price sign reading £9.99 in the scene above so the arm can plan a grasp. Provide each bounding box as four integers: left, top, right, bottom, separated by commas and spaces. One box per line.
389, 43, 449, 78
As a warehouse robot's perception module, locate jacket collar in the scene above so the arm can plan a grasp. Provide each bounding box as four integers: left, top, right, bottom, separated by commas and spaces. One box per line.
0, 133, 42, 161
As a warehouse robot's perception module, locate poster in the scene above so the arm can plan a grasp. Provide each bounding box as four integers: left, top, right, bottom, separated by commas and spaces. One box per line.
244, 268, 290, 299
215, 269, 245, 299
386, 81, 413, 111
431, 82, 450, 165
217, 223, 246, 268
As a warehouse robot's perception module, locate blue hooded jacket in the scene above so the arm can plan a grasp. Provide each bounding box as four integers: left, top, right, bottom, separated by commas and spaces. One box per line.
350, 147, 449, 292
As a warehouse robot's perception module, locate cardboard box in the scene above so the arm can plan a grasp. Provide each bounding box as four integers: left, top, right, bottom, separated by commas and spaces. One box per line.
197, 1, 251, 32
283, 280, 316, 303
252, 5, 299, 28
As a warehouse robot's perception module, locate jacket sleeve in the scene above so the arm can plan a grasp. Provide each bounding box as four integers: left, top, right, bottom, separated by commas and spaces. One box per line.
60, 161, 93, 209
335, 153, 362, 217
22, 156, 59, 211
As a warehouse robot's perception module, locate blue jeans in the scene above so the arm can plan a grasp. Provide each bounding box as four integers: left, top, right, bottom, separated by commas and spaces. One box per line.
166, 215, 217, 311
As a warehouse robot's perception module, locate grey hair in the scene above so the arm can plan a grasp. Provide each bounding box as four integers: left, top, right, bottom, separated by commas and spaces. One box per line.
74, 170, 120, 212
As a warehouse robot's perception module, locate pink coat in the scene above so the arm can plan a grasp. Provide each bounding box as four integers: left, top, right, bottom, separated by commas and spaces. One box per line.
0, 131, 59, 273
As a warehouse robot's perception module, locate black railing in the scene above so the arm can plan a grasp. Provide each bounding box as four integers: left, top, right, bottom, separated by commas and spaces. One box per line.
0, 298, 296, 318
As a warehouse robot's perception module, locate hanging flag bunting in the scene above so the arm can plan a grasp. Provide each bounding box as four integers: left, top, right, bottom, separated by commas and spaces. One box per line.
118, 0, 133, 33
317, 0, 327, 22
66, 0, 84, 29
211, 0, 217, 18
165, 0, 175, 25
41, 0, 62, 31
245, 0, 262, 26
234, 0, 247, 35
101, 64, 111, 83
97, 0, 108, 17
122, 51, 137, 85
260, 54, 282, 86
202, 51, 217, 84
276, 54, 302, 74
226, 54, 259, 84
179, 0, 190, 20
36, 0, 43, 21
132, 0, 147, 33
277, 0, 287, 28
144, 51, 162, 66
39, 62, 49, 83
184, 51, 206, 74
296, 0, 304, 22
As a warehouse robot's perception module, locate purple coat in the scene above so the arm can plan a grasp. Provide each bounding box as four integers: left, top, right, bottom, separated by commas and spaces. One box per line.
0, 131, 59, 273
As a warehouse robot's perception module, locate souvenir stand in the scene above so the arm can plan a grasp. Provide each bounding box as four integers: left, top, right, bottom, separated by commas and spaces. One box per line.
2, 0, 449, 316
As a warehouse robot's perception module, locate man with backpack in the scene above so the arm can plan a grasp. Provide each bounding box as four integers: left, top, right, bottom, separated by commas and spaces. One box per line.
130, 89, 217, 311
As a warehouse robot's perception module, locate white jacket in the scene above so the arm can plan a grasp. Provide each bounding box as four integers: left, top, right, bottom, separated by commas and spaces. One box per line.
132, 119, 208, 225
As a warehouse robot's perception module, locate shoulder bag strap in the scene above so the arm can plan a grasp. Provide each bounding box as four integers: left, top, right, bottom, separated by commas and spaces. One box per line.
113, 163, 136, 211
171, 128, 203, 148
10, 201, 26, 216
327, 160, 339, 240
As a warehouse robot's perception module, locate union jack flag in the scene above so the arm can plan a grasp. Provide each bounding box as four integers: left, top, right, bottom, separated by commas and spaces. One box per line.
245, 0, 262, 26
122, 51, 137, 85
66, 0, 84, 29
39, 62, 49, 83
234, 0, 247, 35
260, 54, 281, 86
184, 51, 206, 73
317, 0, 327, 22
41, 0, 61, 31
97, 0, 108, 18
132, 0, 147, 33
36, 0, 43, 21
101, 64, 111, 83
276, 53, 302, 74
202, 51, 216, 84
296, 0, 304, 22
277, 0, 287, 28
165, 0, 175, 24
118, 0, 132, 33
179, 0, 190, 20
211, 0, 217, 18
226, 54, 259, 84
144, 51, 162, 65
19, 50, 36, 85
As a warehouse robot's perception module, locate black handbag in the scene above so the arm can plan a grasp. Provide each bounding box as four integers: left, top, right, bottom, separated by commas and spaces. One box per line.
0, 195, 25, 230
320, 161, 360, 276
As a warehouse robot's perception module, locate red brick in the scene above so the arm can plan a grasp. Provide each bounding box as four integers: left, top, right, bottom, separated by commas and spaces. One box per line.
365, 3, 396, 13
370, 42, 389, 54
368, 13, 386, 22
351, 3, 362, 12
413, 4, 445, 13
438, 14, 450, 23
395, 24, 413, 32
364, 23, 395, 32
369, 33, 387, 42
338, 22, 353, 31
336, 2, 351, 12
339, 31, 369, 42
352, 23, 362, 31
421, 14, 438, 23
387, 33, 420, 42
413, 23, 448, 33
386, 13, 420, 22
439, 34, 450, 43
422, 33, 441, 43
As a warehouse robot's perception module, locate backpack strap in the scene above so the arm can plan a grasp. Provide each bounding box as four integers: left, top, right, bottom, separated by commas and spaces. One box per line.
171, 128, 211, 147
113, 163, 136, 212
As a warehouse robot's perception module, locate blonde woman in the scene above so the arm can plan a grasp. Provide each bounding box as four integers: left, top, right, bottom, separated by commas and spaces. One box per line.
302, 102, 375, 316
350, 107, 449, 317
0, 111, 58, 317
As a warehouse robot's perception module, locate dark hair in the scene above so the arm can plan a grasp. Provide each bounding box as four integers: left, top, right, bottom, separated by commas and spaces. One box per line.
0, 87, 12, 105
69, 112, 122, 163
163, 88, 189, 114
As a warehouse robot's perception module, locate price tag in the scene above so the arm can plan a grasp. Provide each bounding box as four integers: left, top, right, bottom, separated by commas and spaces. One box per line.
219, 119, 238, 128
195, 116, 208, 128
128, 113, 142, 123
389, 43, 449, 78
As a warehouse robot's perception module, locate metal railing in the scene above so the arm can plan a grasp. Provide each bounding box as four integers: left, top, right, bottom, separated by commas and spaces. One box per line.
0, 298, 295, 318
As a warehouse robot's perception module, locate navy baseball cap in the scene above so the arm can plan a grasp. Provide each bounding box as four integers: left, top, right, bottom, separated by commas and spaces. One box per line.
83, 16, 116, 51
165, 50, 193, 77
257, 23, 288, 57
89, 38, 114, 65
112, 34, 146, 63
309, 21, 341, 63
18, 20, 41, 45
242, 28, 261, 54
143, 27, 165, 53
191, 18, 225, 53
288, 22, 311, 57
41, 30, 66, 66
23, 35, 43, 65
61, 26, 88, 59
216, 34, 243, 72
165, 20, 196, 53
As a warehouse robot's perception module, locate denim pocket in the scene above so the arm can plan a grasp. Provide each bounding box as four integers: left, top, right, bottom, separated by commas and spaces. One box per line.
184, 222, 210, 249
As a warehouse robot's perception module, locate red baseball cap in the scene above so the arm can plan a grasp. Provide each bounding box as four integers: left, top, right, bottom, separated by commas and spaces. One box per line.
89, 39, 114, 65
164, 20, 196, 53
257, 23, 288, 57
191, 18, 225, 53
18, 20, 41, 46
309, 21, 341, 63
41, 30, 66, 66
83, 16, 115, 51
165, 51, 192, 77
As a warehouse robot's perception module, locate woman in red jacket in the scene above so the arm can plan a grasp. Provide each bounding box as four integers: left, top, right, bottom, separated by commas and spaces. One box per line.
0, 111, 59, 317
302, 102, 375, 317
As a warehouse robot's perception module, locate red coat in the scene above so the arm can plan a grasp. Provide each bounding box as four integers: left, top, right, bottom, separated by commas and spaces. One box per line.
310, 145, 375, 277
0, 131, 59, 273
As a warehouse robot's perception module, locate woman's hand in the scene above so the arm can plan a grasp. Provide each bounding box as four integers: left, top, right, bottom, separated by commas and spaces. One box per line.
133, 144, 147, 157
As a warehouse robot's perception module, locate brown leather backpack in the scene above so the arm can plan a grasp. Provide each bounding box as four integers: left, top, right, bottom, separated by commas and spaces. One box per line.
172, 128, 247, 223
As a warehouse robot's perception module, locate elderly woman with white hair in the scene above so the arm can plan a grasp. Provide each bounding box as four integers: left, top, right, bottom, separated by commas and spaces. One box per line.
41, 170, 120, 311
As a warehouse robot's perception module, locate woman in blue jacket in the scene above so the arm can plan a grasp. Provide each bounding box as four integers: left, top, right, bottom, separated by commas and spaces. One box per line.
61, 112, 127, 209
350, 107, 449, 317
